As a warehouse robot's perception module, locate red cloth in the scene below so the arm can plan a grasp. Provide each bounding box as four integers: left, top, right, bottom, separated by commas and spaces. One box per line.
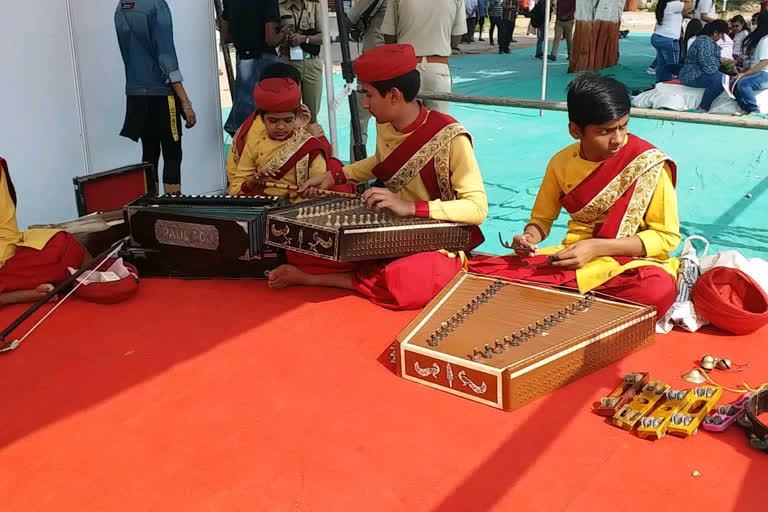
692, 267, 768, 335
74, 258, 140, 305
253, 78, 301, 113
559, 134, 676, 240
468, 254, 677, 318
354, 44, 417, 83
287, 251, 463, 310
0, 232, 85, 294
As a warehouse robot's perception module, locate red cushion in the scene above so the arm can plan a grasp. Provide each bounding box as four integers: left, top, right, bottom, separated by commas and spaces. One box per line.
74, 259, 140, 305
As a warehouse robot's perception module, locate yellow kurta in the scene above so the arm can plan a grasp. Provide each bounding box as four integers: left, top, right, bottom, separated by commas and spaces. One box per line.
0, 170, 59, 269
526, 140, 681, 293
342, 119, 488, 226
226, 117, 327, 200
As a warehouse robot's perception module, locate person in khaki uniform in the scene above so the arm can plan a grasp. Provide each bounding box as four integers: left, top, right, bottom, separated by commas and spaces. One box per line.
347, 0, 388, 161
278, 0, 324, 123
381, 0, 467, 114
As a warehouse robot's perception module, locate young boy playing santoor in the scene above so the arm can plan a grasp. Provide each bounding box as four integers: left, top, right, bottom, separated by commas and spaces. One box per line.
226, 77, 335, 199
266, 44, 489, 310
470, 74, 681, 317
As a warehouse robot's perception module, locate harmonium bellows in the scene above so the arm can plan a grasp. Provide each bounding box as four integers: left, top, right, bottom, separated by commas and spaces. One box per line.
394, 273, 656, 411
265, 196, 474, 261
122, 194, 285, 278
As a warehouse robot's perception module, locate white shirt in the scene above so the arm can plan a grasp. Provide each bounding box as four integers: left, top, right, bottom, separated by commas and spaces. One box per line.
756, 35, 768, 73
732, 30, 749, 56
653, 1, 684, 39
693, 0, 716, 24
717, 32, 734, 59
381, 0, 467, 57
687, 36, 697, 49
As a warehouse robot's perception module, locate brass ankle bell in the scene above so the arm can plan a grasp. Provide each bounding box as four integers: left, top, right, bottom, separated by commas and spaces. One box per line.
699, 355, 748, 372
682, 368, 708, 384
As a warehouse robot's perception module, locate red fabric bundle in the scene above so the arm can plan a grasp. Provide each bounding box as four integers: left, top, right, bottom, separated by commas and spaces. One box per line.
692, 267, 768, 335
74, 258, 140, 305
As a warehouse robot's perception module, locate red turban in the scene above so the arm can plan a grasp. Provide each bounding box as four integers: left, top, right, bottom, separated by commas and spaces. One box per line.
253, 78, 301, 113
692, 267, 768, 335
74, 259, 140, 305
354, 44, 417, 83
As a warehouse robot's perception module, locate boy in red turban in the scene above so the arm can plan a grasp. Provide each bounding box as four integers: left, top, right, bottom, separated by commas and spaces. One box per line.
0, 158, 87, 305
266, 44, 489, 310
227, 77, 338, 200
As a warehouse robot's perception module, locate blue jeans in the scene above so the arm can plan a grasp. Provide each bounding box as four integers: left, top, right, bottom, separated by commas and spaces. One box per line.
651, 34, 680, 83
224, 53, 279, 136
734, 72, 768, 113
536, 28, 545, 57
682, 71, 724, 111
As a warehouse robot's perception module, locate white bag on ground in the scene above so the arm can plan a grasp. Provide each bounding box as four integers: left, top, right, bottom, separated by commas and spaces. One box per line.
656, 236, 710, 334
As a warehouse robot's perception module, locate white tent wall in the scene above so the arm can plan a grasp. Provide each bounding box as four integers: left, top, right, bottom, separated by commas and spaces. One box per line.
0, 0, 225, 229
0, 2, 87, 228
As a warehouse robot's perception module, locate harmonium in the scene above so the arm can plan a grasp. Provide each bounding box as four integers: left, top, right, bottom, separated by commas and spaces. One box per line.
122, 194, 285, 278
394, 272, 656, 411
265, 196, 474, 261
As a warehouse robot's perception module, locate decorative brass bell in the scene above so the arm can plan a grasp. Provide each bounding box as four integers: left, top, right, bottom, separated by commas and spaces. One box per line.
699, 355, 746, 372
682, 368, 707, 384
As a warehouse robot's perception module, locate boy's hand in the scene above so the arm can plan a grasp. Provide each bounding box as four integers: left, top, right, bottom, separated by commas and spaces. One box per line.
296, 104, 312, 128
245, 173, 268, 191
551, 239, 600, 269
298, 172, 335, 198
511, 233, 539, 258
361, 187, 416, 217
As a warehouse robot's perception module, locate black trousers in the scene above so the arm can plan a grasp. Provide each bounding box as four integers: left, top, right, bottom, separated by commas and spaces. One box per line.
141, 136, 183, 186
499, 17, 517, 51
489, 16, 502, 43
464, 17, 477, 41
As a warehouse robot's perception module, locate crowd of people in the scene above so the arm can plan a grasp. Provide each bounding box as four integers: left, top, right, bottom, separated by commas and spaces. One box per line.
649, 1, 768, 115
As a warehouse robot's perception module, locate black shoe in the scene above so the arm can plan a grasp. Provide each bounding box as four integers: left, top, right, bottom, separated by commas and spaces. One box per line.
535, 54, 543, 59
547, 55, 556, 61
511, 39, 518, 43
489, 39, 494, 45
504, 48, 511, 54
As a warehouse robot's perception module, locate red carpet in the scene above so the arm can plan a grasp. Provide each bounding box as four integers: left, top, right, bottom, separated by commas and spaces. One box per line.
0, 279, 767, 511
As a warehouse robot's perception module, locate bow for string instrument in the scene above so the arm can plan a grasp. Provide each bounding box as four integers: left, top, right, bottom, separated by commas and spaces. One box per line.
0, 236, 129, 352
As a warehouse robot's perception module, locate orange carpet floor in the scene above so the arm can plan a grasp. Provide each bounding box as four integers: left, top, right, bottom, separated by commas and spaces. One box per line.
0, 279, 767, 511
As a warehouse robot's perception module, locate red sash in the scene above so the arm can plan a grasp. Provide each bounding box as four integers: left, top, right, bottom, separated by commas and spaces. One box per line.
371, 108, 458, 201
0, 158, 17, 206
559, 134, 676, 241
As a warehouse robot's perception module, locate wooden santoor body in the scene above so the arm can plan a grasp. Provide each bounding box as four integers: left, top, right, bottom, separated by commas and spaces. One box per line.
394, 272, 656, 411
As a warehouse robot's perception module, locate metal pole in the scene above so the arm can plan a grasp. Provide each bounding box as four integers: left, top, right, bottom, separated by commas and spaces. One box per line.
212, 0, 235, 103
335, 0, 367, 162
540, 0, 551, 117
319, 0, 339, 156
416, 91, 768, 130
721, 0, 728, 17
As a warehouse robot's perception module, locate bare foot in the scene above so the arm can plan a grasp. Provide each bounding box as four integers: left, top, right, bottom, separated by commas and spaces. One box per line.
0, 284, 56, 305
268, 264, 313, 289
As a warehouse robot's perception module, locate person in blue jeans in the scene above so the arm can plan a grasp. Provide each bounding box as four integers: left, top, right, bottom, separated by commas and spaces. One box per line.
221, 0, 285, 136
679, 20, 729, 111
734, 12, 768, 115
651, 0, 689, 83
532, 0, 553, 59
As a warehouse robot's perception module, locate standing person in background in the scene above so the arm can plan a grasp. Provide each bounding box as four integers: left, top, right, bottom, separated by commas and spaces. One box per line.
650, 0, 689, 83
488, 0, 504, 46
278, 0, 325, 124
465, 0, 479, 43
477, 0, 488, 41
347, 0, 388, 162
531, 0, 553, 60
499, 0, 519, 54
693, 0, 716, 25
381, 0, 467, 114
220, 0, 283, 137
115, 0, 197, 196
549, 0, 575, 61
